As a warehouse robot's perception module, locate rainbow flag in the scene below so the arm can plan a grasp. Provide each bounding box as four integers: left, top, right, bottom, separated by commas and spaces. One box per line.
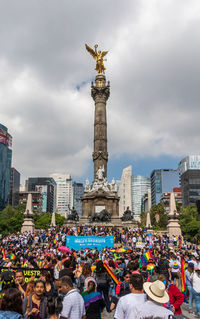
53, 239, 57, 244
181, 258, 187, 294
103, 262, 119, 285
141, 250, 153, 265
1, 248, 6, 260
9, 253, 15, 260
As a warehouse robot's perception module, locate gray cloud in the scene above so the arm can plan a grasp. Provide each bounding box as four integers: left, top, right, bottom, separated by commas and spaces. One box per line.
0, 0, 200, 183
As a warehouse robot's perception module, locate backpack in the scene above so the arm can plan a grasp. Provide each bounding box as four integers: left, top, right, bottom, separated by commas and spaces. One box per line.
94, 272, 109, 286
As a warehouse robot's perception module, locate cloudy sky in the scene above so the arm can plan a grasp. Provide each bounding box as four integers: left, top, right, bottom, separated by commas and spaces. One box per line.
0, 0, 200, 185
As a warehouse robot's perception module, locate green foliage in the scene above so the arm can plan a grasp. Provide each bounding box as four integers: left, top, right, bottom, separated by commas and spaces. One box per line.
34, 212, 65, 229
55, 213, 66, 227
0, 204, 66, 235
150, 203, 168, 230
0, 205, 24, 237
179, 205, 200, 240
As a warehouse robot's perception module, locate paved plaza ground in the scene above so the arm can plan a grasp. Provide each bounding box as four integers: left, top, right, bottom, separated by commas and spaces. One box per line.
101, 302, 196, 319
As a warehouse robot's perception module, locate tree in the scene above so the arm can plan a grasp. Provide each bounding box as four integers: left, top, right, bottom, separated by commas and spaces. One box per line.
0, 205, 24, 236
150, 203, 168, 230
179, 205, 200, 240
34, 212, 65, 229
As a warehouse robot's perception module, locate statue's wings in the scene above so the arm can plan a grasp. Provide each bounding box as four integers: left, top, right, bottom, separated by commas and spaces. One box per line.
85, 44, 97, 59
102, 51, 108, 58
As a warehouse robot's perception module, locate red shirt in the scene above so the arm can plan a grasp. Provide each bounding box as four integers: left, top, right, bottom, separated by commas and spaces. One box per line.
168, 284, 184, 315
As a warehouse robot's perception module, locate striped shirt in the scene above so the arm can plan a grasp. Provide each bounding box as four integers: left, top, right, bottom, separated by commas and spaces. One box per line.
60, 289, 86, 319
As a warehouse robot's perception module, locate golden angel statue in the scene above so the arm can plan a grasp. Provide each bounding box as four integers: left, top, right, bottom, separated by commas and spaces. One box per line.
85, 44, 108, 74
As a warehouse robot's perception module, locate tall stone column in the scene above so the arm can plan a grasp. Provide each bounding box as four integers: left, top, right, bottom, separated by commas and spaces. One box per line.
91, 74, 110, 180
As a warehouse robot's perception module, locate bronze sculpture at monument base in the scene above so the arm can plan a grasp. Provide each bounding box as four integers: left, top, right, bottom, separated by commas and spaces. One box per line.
81, 187, 120, 224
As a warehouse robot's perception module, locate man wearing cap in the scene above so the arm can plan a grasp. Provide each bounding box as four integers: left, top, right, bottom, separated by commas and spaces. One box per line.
137, 280, 173, 319
114, 274, 146, 319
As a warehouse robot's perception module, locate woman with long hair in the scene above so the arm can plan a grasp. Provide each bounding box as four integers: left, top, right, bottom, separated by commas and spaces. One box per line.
0, 288, 23, 319
23, 280, 48, 319
82, 280, 105, 319
77, 263, 92, 293
94, 260, 110, 312
40, 270, 57, 298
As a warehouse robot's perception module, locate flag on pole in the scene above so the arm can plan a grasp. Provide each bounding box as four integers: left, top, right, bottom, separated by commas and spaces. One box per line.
103, 262, 119, 285
181, 258, 187, 294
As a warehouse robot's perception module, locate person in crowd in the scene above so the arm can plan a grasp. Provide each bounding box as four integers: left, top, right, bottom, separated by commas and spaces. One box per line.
191, 268, 200, 317
77, 263, 92, 294
0, 288, 24, 319
94, 260, 110, 312
169, 255, 181, 288
115, 273, 146, 319
47, 295, 63, 319
185, 262, 194, 313
82, 279, 105, 319
158, 274, 184, 316
59, 276, 86, 319
139, 280, 173, 319
40, 270, 57, 298
59, 260, 75, 283
23, 280, 48, 319
110, 270, 131, 311
15, 270, 27, 297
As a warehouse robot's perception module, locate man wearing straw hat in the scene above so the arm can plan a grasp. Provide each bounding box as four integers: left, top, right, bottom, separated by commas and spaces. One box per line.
137, 280, 173, 319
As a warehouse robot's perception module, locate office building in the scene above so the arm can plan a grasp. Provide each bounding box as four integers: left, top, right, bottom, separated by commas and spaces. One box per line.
9, 168, 20, 208
73, 182, 84, 217
50, 174, 73, 217
150, 169, 180, 206
27, 177, 56, 213
141, 190, 151, 213
160, 187, 182, 211
0, 124, 12, 210
118, 166, 132, 217
132, 175, 151, 218
19, 191, 42, 212
179, 155, 200, 207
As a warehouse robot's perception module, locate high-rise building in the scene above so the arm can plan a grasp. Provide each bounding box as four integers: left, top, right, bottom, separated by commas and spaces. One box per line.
150, 169, 180, 206
132, 175, 151, 218
160, 187, 182, 211
179, 155, 200, 207
9, 168, 20, 208
118, 166, 132, 217
0, 124, 12, 210
73, 182, 84, 217
50, 174, 73, 217
19, 191, 42, 212
27, 177, 56, 213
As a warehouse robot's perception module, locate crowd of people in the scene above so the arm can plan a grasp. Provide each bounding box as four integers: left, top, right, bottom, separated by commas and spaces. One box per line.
0, 226, 200, 319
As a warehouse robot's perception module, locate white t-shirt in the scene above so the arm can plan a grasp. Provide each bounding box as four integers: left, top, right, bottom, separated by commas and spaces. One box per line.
115, 293, 146, 319
191, 271, 200, 293
137, 300, 173, 319
169, 259, 180, 273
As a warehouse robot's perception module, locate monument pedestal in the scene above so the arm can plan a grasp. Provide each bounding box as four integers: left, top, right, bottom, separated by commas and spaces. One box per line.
167, 192, 182, 240
21, 217, 35, 233
21, 193, 35, 233
167, 219, 182, 239
81, 189, 119, 224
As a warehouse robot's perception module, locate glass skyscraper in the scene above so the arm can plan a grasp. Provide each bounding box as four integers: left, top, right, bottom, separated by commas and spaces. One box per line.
179, 155, 200, 207
150, 169, 180, 206
0, 124, 12, 210
73, 182, 84, 217
131, 175, 150, 218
